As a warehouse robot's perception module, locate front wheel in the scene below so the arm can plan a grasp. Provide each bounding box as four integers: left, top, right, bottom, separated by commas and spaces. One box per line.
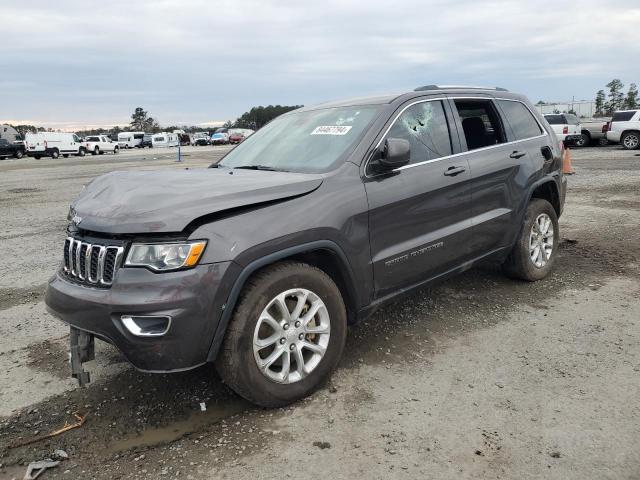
113, 146, 119, 154
216, 261, 347, 407
502, 199, 559, 281
78, 148, 86, 157
621, 131, 640, 150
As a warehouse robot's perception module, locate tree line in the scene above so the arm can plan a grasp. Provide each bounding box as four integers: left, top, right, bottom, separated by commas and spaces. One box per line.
595, 79, 637, 116
8, 103, 303, 137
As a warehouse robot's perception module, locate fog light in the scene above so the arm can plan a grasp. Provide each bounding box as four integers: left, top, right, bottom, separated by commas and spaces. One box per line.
121, 315, 171, 337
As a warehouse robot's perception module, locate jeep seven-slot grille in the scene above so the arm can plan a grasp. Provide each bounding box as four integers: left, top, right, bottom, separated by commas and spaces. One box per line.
63, 237, 124, 287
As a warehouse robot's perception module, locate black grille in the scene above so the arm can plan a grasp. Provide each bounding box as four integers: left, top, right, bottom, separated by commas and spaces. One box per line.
62, 237, 124, 287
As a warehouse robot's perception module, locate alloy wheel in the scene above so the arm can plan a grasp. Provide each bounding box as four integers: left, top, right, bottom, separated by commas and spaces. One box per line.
253, 288, 330, 384
623, 133, 639, 149
529, 213, 554, 268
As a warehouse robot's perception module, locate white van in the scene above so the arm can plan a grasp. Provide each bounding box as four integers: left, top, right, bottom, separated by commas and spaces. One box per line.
151, 132, 179, 148
117, 131, 145, 148
24, 132, 87, 159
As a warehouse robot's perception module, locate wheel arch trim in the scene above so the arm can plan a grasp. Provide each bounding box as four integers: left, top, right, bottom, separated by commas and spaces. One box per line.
206, 240, 358, 362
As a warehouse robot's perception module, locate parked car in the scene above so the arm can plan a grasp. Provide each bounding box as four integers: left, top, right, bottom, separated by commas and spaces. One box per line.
191, 133, 210, 146
24, 132, 86, 159
210, 132, 229, 145
117, 132, 145, 149
606, 110, 640, 150
85, 135, 119, 155
579, 118, 610, 146
138, 134, 153, 148
0, 138, 25, 159
229, 132, 245, 144
151, 132, 179, 147
543, 113, 582, 146
1, 124, 23, 143
45, 85, 566, 408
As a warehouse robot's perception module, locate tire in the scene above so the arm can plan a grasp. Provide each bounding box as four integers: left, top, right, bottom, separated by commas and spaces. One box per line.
99, 150, 104, 155
78, 148, 86, 157
92, 147, 99, 155
34, 155, 41, 160
113, 146, 119, 154
14, 150, 23, 159
216, 261, 347, 407
50, 149, 60, 159
502, 199, 559, 282
621, 131, 640, 150
574, 133, 589, 148
63, 154, 69, 158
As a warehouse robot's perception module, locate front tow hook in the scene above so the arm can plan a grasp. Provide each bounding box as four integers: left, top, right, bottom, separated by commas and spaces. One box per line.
69, 327, 95, 386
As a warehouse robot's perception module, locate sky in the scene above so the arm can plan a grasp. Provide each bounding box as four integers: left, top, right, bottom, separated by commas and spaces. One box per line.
1, 0, 639, 130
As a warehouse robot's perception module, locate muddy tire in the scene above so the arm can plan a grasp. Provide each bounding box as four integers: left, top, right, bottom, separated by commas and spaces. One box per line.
502, 199, 559, 281
216, 261, 347, 408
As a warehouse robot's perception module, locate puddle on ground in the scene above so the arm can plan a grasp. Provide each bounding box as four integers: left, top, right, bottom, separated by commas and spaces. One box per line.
107, 399, 250, 453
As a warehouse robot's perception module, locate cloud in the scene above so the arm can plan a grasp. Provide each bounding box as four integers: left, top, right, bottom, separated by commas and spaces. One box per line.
1, 0, 638, 128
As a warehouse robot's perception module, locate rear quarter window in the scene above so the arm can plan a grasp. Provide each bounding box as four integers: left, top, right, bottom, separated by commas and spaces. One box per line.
612, 111, 637, 122
497, 100, 543, 140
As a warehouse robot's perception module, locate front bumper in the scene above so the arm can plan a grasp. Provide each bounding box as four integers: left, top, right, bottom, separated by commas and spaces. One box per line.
45, 261, 237, 372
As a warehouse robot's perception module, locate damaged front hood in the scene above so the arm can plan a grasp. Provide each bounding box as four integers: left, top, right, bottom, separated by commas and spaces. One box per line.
71, 168, 323, 234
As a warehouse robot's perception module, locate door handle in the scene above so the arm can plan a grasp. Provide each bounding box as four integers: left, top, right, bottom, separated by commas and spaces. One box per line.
509, 150, 526, 159
444, 166, 466, 177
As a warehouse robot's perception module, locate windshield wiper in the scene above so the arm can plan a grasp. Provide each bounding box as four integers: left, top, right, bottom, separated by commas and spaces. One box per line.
234, 165, 288, 172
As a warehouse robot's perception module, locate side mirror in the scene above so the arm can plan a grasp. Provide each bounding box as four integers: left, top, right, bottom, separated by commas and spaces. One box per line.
377, 138, 410, 171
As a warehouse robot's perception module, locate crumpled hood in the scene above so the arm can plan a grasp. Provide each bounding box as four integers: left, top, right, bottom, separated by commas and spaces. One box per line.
71, 168, 323, 234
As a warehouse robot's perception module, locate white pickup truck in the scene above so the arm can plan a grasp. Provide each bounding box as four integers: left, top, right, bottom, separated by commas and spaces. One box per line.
85, 135, 120, 155
543, 113, 583, 147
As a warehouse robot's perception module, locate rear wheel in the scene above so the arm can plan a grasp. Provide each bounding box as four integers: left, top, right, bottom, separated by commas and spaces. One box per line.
502, 199, 559, 281
113, 146, 119, 154
14, 150, 23, 159
34, 155, 41, 159
621, 131, 640, 150
62, 154, 69, 158
50, 149, 60, 159
216, 261, 347, 407
92, 146, 99, 155
78, 148, 86, 157
574, 133, 589, 147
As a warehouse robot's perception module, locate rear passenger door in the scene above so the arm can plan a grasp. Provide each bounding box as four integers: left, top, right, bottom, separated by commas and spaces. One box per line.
447, 96, 529, 258
364, 98, 474, 297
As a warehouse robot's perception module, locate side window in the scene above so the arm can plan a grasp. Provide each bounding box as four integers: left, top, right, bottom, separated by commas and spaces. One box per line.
386, 100, 452, 165
497, 100, 543, 140
454, 99, 506, 151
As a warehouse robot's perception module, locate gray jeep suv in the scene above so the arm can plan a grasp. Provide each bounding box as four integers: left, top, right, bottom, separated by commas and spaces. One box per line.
45, 85, 566, 407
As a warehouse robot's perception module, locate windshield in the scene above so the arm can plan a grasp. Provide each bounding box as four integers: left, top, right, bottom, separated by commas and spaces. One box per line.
219, 105, 379, 173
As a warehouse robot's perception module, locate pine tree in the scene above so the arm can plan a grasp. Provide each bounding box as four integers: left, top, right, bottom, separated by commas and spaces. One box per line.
594, 90, 605, 116
624, 83, 638, 110
605, 79, 624, 115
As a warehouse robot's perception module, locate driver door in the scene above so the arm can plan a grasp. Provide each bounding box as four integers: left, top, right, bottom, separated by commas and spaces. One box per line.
364, 99, 474, 298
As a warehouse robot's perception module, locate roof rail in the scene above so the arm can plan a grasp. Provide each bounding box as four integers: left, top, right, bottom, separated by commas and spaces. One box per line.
414, 85, 509, 92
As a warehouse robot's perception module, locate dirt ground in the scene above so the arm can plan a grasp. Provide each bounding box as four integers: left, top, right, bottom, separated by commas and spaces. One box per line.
0, 145, 639, 479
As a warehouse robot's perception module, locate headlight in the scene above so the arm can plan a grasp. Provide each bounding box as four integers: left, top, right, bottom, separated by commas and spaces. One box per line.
125, 241, 207, 271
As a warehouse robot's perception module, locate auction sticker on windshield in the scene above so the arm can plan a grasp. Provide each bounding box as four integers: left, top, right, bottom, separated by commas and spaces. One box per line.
311, 125, 353, 135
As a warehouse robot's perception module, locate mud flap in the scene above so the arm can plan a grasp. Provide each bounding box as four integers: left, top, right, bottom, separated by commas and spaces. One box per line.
69, 327, 95, 386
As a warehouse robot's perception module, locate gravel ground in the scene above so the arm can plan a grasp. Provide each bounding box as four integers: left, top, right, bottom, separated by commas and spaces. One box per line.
0, 145, 638, 479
